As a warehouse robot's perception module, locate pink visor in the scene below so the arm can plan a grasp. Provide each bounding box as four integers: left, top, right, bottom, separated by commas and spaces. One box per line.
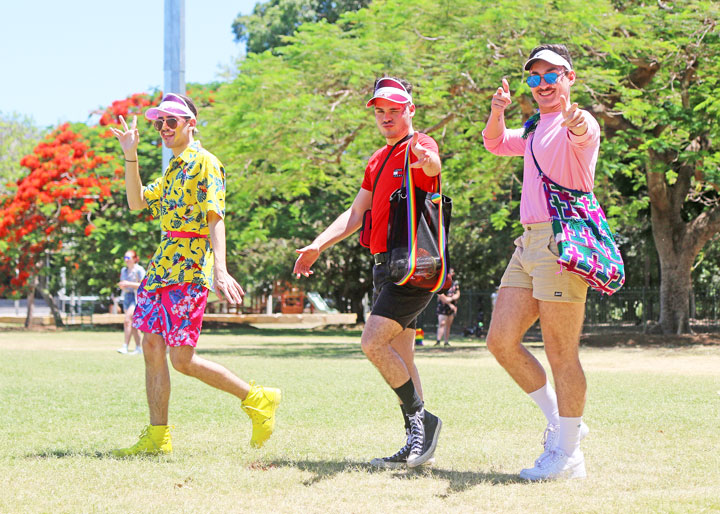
145, 93, 196, 120
366, 77, 413, 107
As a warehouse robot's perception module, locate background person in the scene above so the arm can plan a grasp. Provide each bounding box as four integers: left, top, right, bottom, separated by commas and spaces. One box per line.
109, 93, 280, 456
116, 250, 145, 354
483, 44, 596, 481
293, 77, 443, 469
435, 268, 459, 346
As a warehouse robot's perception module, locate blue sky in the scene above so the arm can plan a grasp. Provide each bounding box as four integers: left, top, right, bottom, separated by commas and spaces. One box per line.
2, 1, 258, 128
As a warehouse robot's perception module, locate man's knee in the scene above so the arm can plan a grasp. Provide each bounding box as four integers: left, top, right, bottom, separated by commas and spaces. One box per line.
486, 328, 505, 357
143, 334, 165, 353
361, 333, 381, 357
169, 350, 193, 375
545, 347, 581, 372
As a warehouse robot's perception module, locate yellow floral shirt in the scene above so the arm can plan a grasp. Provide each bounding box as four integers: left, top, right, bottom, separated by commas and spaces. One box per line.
142, 140, 225, 293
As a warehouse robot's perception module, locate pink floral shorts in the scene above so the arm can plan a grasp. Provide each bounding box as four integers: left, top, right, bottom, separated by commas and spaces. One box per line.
132, 280, 209, 347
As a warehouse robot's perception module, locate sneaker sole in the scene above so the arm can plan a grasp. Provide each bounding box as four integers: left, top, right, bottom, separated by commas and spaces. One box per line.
369, 457, 435, 470
369, 458, 405, 469
406, 418, 442, 468
520, 462, 586, 481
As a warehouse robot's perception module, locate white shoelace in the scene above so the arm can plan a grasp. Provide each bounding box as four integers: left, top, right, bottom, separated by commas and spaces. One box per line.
407, 410, 425, 455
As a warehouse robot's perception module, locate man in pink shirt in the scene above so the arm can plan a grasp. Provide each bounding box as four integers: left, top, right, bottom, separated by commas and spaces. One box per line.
483, 44, 600, 480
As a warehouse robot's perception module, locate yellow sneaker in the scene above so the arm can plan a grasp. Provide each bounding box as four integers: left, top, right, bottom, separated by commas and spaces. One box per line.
241, 381, 281, 448
111, 425, 172, 457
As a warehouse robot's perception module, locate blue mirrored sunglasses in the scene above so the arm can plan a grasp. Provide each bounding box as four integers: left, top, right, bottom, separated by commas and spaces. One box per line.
526, 71, 565, 88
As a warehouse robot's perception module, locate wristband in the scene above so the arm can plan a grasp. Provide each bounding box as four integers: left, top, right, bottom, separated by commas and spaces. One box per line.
125, 159, 137, 163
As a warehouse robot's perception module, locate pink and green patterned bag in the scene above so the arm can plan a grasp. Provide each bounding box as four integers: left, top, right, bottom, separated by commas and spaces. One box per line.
530, 135, 625, 295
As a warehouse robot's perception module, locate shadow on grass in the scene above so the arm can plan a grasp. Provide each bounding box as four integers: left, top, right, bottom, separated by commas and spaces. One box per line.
197, 342, 501, 359
27, 448, 111, 459
266, 458, 522, 494
25, 448, 173, 461
198, 341, 366, 359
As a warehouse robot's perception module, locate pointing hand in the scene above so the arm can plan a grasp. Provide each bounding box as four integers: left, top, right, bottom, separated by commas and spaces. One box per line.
409, 132, 431, 169
490, 78, 512, 114
560, 95, 587, 135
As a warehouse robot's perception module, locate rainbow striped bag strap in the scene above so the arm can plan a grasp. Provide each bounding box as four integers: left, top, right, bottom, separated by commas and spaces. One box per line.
393, 141, 448, 293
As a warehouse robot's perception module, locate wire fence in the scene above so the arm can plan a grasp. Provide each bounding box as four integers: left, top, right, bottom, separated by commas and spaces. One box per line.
415, 288, 719, 336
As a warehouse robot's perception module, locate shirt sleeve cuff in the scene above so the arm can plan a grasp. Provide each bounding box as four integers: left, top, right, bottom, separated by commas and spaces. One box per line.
482, 129, 504, 149
566, 112, 599, 146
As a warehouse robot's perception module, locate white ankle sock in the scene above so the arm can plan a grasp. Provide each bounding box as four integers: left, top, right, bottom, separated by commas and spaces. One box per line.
528, 381, 559, 425
558, 416, 583, 455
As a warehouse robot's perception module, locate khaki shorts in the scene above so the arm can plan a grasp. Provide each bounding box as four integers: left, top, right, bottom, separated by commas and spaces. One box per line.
499, 222, 588, 303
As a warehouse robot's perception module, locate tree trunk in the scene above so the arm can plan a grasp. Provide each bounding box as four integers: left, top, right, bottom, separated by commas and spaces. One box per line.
350, 292, 365, 324
24, 277, 37, 328
646, 153, 720, 335
37, 287, 65, 328
657, 251, 693, 334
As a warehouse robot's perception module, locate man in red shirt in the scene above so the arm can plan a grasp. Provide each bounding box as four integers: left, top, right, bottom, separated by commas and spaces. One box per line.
294, 77, 442, 469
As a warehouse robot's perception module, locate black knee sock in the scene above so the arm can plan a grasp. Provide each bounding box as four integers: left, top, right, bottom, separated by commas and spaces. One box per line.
393, 379, 423, 415
400, 404, 410, 431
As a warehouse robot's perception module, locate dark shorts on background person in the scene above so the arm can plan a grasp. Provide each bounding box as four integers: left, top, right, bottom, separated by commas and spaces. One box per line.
371, 263, 434, 330
123, 292, 137, 311
132, 279, 209, 347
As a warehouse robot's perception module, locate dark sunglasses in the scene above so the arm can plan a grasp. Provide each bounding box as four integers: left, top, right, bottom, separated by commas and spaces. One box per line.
123, 256, 131, 260
526, 71, 566, 88
153, 117, 187, 131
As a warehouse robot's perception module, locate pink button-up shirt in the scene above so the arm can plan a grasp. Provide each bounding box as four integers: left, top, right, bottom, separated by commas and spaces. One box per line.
483, 111, 600, 224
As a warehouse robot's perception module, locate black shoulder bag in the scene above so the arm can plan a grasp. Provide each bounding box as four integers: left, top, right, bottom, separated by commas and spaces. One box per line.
386, 141, 452, 293
359, 134, 412, 248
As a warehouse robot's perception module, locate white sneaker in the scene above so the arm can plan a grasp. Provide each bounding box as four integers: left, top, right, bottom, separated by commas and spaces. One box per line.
133, 346, 143, 355
520, 448, 586, 481
116, 346, 128, 354
537, 421, 589, 465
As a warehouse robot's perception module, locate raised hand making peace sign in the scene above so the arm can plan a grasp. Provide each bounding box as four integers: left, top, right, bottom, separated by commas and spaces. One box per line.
560, 95, 587, 136
109, 115, 140, 157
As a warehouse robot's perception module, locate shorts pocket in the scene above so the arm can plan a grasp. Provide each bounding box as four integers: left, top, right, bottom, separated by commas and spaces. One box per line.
547, 235, 560, 258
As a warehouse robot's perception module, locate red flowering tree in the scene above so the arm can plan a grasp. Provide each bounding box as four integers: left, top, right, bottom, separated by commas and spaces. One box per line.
0, 123, 120, 325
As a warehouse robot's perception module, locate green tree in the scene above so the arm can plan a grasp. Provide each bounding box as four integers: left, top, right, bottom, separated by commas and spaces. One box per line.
0, 112, 44, 193
232, 0, 371, 54
210, 0, 718, 334
583, 1, 720, 333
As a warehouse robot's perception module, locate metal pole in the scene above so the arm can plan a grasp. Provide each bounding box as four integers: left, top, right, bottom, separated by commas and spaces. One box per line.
163, 0, 186, 171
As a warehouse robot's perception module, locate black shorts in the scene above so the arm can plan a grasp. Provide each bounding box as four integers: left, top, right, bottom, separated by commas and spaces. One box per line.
371, 263, 434, 330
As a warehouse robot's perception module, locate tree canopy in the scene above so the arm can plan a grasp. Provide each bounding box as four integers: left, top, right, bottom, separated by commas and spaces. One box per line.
232, 0, 371, 54
208, 0, 720, 331
0, 112, 44, 193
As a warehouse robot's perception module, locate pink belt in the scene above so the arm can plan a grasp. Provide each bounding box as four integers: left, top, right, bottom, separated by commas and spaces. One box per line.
165, 231, 207, 238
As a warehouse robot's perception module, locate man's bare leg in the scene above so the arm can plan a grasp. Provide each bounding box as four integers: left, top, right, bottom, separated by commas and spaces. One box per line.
142, 332, 170, 425
486, 287, 547, 392
169, 345, 251, 400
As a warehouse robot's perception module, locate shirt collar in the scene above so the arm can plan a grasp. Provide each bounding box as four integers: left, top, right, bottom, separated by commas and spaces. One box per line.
172, 140, 202, 165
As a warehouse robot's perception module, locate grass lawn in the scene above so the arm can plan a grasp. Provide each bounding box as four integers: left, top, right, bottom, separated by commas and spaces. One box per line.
1, 328, 718, 513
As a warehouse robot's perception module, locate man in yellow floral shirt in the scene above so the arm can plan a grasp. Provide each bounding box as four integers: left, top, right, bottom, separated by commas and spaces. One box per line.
109, 93, 281, 456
